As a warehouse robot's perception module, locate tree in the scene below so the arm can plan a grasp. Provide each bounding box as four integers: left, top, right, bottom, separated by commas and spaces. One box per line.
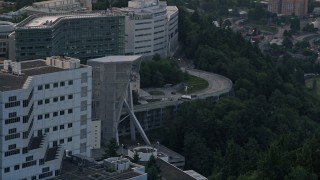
283, 30, 292, 38
283, 37, 293, 49
222, 19, 232, 28
132, 152, 140, 163
146, 155, 161, 180
284, 166, 318, 180
103, 138, 119, 159
153, 54, 161, 61
290, 18, 300, 34
303, 23, 316, 33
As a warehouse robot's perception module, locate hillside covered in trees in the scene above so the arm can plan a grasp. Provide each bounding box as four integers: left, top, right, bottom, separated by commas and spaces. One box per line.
157, 7, 320, 180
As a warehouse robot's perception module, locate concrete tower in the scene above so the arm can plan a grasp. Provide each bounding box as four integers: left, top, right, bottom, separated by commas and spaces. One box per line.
89, 56, 150, 145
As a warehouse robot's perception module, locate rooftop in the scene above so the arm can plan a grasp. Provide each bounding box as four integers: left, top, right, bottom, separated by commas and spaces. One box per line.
16, 11, 124, 29
0, 59, 85, 92
156, 158, 196, 180
166, 6, 178, 16
88, 55, 141, 63
51, 160, 145, 180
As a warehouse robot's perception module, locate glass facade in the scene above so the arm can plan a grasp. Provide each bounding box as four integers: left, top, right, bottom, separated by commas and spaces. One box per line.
15, 14, 125, 62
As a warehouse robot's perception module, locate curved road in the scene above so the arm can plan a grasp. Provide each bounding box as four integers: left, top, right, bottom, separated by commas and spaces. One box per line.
133, 68, 233, 112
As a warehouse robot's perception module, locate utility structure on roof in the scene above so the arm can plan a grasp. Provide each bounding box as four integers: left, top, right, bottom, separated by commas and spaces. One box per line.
88, 56, 150, 145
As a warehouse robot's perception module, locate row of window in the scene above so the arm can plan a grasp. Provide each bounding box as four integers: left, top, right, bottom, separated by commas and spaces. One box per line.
37, 108, 73, 120
4, 136, 73, 158
38, 94, 73, 105
37, 80, 73, 91
37, 123, 73, 133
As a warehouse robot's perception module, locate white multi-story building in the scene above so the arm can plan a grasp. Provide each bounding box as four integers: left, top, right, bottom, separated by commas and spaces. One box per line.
114, 0, 179, 58
0, 56, 93, 180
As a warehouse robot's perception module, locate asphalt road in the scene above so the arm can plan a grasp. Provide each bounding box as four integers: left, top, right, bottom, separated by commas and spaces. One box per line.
134, 68, 233, 112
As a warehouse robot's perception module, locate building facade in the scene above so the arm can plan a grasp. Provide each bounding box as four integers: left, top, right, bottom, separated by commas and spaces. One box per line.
268, 0, 308, 16
0, 21, 14, 57
0, 56, 93, 179
9, 12, 125, 62
88, 56, 150, 145
114, 0, 178, 58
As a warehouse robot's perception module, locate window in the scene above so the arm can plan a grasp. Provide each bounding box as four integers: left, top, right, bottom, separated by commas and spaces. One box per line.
23, 116, 28, 123
80, 129, 87, 139
53, 83, 58, 88
81, 73, 87, 83
60, 125, 64, 130
68, 123, 72, 128
53, 97, 58, 102
81, 87, 87, 97
45, 113, 50, 119
14, 165, 19, 170
60, 139, 64, 144
9, 128, 16, 134
53, 126, 57, 131
60, 110, 65, 115
80, 143, 86, 153
45, 84, 50, 89
68, 109, 73, 114
22, 147, 28, 154
81, 101, 87, 111
45, 128, 49, 133
60, 96, 65, 101
4, 167, 10, 173
38, 100, 43, 105
38, 85, 43, 90
38, 115, 43, 120
5, 133, 20, 140
8, 144, 16, 150
5, 149, 20, 156
5, 101, 20, 108
68, 94, 73, 99
5, 117, 20, 124
81, 115, 86, 125
22, 160, 36, 168
39, 159, 45, 165
9, 96, 17, 102
42, 167, 50, 173
45, 99, 50, 104
68, 80, 73, 85
9, 112, 17, 118
53, 141, 57, 147
26, 156, 33, 161
53, 112, 58, 117
60, 82, 65, 87
68, 137, 72, 142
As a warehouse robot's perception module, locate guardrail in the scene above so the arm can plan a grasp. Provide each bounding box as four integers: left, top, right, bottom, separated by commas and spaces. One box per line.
132, 69, 233, 112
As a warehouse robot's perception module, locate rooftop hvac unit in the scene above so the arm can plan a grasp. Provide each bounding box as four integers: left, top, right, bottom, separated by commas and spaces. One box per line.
11, 62, 22, 75
3, 60, 12, 72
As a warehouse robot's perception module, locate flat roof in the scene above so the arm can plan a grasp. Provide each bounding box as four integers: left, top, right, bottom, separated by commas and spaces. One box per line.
167, 6, 178, 17
151, 144, 184, 160
25, 15, 65, 27
52, 160, 145, 180
0, 60, 77, 92
17, 11, 124, 28
156, 159, 196, 180
88, 56, 141, 63
184, 170, 208, 180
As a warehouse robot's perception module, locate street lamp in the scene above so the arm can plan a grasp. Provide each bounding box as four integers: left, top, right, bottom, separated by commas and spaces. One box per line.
121, 144, 124, 155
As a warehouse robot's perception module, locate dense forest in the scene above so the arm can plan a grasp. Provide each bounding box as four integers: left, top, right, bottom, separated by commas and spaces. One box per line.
156, 7, 320, 180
